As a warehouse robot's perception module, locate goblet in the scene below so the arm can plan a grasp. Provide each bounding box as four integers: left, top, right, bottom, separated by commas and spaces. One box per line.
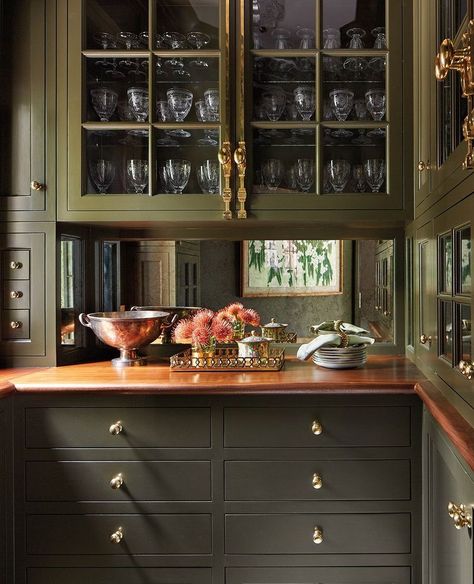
365, 89, 386, 121
126, 159, 148, 194
195, 101, 218, 145
158, 164, 171, 193
197, 160, 220, 194
94, 32, 116, 50
297, 28, 315, 49
204, 89, 219, 119
262, 159, 284, 191
327, 159, 351, 192
272, 27, 291, 49
162, 31, 187, 49
329, 89, 354, 121
117, 32, 138, 50
323, 28, 341, 48
156, 58, 168, 79
286, 164, 298, 190
138, 31, 149, 48
262, 89, 286, 122
156, 100, 172, 122
347, 27, 366, 48
352, 164, 366, 192
372, 27, 387, 49
90, 88, 118, 121
294, 86, 315, 121
187, 32, 211, 67
167, 88, 193, 125
295, 158, 314, 192
364, 159, 385, 192
90, 159, 115, 194
164, 159, 191, 194
127, 87, 148, 122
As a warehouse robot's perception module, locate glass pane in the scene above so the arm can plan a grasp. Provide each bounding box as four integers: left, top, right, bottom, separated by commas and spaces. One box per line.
439, 299, 453, 363
252, 129, 316, 194
155, 129, 220, 195
458, 303, 472, 362
253, 57, 316, 123
155, 0, 220, 50
103, 242, 120, 312
251, 1, 316, 50
457, 225, 472, 295
454, 0, 468, 34
322, 0, 386, 49
60, 240, 76, 346
86, 130, 149, 195
322, 127, 386, 193
85, 0, 148, 51
438, 73, 453, 167
439, 232, 453, 294
406, 238, 413, 346
419, 240, 429, 341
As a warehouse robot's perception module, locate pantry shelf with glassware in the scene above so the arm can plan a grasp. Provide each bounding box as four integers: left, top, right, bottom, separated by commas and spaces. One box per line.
57, 0, 410, 223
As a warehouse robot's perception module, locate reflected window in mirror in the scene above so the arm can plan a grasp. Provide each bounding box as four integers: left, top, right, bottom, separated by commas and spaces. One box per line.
60, 237, 83, 346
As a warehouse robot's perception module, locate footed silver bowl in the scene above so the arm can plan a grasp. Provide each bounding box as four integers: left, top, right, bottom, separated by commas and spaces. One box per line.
79, 310, 170, 367
131, 305, 201, 343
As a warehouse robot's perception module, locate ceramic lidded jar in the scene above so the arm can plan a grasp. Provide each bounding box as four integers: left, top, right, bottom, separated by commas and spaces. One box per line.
237, 330, 272, 359
260, 317, 288, 341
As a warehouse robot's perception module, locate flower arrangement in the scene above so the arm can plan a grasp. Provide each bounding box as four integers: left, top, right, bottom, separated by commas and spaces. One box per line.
215, 302, 260, 340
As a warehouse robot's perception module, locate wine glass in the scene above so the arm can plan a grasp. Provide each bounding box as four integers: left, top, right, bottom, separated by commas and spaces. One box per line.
322, 28, 340, 48
296, 158, 314, 192
329, 89, 354, 121
293, 86, 315, 121
162, 31, 187, 49
117, 32, 138, 50
90, 88, 118, 121
364, 159, 385, 192
262, 89, 286, 121
127, 87, 148, 122
344, 28, 367, 74
187, 32, 211, 67
204, 89, 219, 120
126, 159, 148, 194
352, 164, 366, 192
262, 159, 284, 191
272, 27, 291, 49
372, 27, 387, 49
90, 160, 115, 194
94, 32, 116, 50
197, 160, 220, 193
296, 28, 315, 49
164, 159, 191, 194
286, 164, 298, 190
156, 100, 172, 122
327, 159, 351, 192
365, 89, 386, 121
158, 164, 171, 193
167, 88, 193, 123
195, 101, 218, 145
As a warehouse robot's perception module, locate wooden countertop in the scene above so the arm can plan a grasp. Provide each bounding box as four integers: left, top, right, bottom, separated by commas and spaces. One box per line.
0, 368, 42, 398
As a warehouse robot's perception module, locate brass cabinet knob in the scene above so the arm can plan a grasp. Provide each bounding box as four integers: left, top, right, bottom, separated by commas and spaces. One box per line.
9, 261, 23, 270
10, 321, 22, 329
383, 310, 392, 317
31, 180, 46, 191
419, 334, 432, 345
459, 360, 474, 379
311, 420, 323, 436
312, 473, 323, 490
110, 473, 124, 490
109, 420, 123, 435
313, 526, 324, 544
9, 290, 23, 299
448, 502, 472, 530
110, 526, 124, 544
417, 161, 431, 172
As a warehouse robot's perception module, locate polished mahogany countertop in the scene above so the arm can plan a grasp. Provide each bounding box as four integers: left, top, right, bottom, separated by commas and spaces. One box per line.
0, 368, 41, 398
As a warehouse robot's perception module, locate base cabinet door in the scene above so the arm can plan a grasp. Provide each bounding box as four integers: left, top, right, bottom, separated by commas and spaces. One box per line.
226, 567, 410, 584
27, 568, 212, 584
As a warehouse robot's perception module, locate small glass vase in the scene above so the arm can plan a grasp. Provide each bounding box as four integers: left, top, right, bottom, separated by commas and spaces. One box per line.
232, 320, 246, 341
191, 341, 216, 367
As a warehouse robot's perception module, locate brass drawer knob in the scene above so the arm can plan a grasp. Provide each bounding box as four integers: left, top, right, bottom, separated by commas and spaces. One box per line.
9, 261, 23, 270
313, 526, 324, 544
312, 473, 323, 489
311, 420, 323, 436
417, 161, 431, 172
10, 321, 22, 329
110, 526, 124, 544
9, 290, 23, 299
419, 334, 432, 345
110, 473, 124, 490
31, 180, 46, 191
459, 360, 474, 379
109, 420, 123, 435
448, 501, 472, 530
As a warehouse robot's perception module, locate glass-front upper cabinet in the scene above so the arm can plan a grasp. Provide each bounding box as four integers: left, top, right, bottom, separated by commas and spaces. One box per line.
60, 0, 231, 219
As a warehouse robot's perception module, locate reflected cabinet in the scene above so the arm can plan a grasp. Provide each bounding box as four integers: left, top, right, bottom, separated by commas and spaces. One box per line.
57, 0, 407, 221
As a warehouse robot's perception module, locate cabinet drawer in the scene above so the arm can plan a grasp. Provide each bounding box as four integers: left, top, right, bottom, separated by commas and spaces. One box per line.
225, 459, 410, 501
1, 249, 30, 279
27, 461, 212, 501
1, 310, 29, 339
226, 567, 410, 584
3, 280, 29, 309
225, 513, 410, 554
27, 514, 212, 555
28, 568, 211, 584
224, 407, 411, 447
25, 407, 211, 448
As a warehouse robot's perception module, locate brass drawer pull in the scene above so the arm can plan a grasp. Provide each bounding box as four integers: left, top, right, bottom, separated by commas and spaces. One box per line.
419, 334, 432, 345
448, 501, 472, 530
110, 473, 124, 490
10, 321, 22, 329
110, 526, 124, 544
9, 290, 23, 299
312, 473, 323, 489
31, 180, 46, 191
311, 420, 323, 436
313, 526, 324, 544
9, 261, 23, 270
109, 420, 123, 435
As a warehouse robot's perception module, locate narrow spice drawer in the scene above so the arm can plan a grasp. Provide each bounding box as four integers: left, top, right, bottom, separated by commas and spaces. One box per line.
224, 406, 411, 447
25, 407, 211, 448
28, 568, 212, 584
27, 514, 212, 555
226, 567, 410, 584
26, 461, 212, 501
1, 310, 30, 340
225, 459, 410, 501
3, 280, 30, 309
225, 513, 410, 554
1, 249, 30, 280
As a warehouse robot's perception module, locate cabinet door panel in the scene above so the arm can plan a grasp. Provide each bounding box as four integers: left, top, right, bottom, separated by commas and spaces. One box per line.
28, 568, 211, 584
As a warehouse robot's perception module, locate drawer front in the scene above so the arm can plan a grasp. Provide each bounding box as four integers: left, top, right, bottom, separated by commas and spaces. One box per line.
225, 459, 410, 501
226, 566, 410, 584
1, 309, 30, 339
224, 407, 411, 447
27, 461, 212, 501
225, 513, 410, 554
3, 280, 30, 309
1, 249, 30, 280
25, 407, 211, 448
28, 568, 212, 584
27, 514, 212, 555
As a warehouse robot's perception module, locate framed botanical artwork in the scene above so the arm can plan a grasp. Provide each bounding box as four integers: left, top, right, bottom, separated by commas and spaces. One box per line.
241, 240, 343, 297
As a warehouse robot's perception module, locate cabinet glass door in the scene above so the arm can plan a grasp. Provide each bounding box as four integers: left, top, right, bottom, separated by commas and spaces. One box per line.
241, 0, 403, 215
62, 0, 230, 219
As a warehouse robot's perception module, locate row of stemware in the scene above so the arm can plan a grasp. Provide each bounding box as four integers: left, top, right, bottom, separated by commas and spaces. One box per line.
94, 31, 213, 52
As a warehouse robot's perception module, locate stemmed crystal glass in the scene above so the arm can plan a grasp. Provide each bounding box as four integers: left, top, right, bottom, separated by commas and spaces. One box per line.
372, 27, 387, 48
262, 159, 284, 191
286, 164, 298, 190
164, 159, 191, 194
262, 89, 286, 121
90, 88, 118, 121
296, 28, 315, 49
296, 158, 314, 192
94, 32, 116, 49
162, 32, 187, 71
187, 32, 211, 67
126, 159, 148, 194
322, 28, 341, 76
127, 87, 148, 122
117, 32, 138, 50
293, 86, 315, 121
156, 100, 172, 122
327, 159, 351, 192
365, 89, 386, 120
167, 88, 193, 122
204, 89, 219, 120
117, 100, 136, 121
90, 160, 115, 194
272, 27, 291, 49
344, 28, 367, 74
197, 160, 220, 193
364, 159, 385, 192
352, 164, 366, 192
195, 101, 218, 145
329, 89, 354, 121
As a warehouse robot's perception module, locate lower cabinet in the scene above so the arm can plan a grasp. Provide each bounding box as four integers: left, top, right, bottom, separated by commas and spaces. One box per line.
15, 394, 422, 584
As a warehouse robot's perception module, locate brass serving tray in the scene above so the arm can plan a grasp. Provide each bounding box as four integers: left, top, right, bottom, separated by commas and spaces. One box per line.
170, 347, 285, 372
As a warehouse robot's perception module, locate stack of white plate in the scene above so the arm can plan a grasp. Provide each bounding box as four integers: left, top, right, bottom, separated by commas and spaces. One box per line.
312, 344, 367, 369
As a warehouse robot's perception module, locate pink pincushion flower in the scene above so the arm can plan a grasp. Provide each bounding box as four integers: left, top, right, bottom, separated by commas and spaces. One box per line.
241, 308, 260, 327
215, 309, 231, 323
225, 302, 244, 318
211, 319, 233, 343
192, 309, 214, 328
173, 319, 194, 342
192, 325, 212, 347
